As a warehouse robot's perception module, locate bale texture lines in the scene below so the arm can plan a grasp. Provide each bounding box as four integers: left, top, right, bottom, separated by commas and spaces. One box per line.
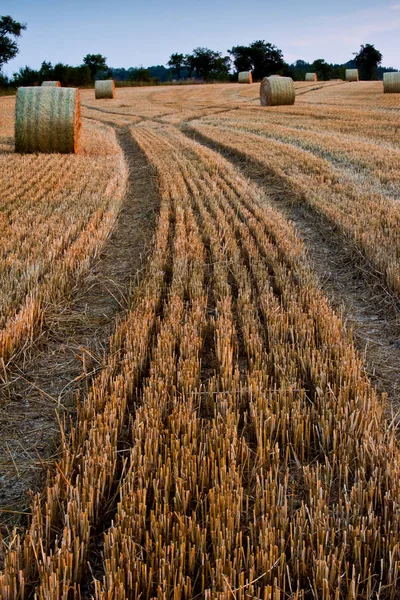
305, 72, 317, 82
260, 75, 295, 106
95, 80, 116, 99
238, 71, 253, 84
41, 81, 61, 87
383, 72, 400, 93
15, 87, 81, 154
346, 69, 359, 82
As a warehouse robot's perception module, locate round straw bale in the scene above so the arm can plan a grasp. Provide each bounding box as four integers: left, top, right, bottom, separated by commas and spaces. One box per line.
345, 69, 359, 82
15, 87, 81, 154
305, 72, 317, 82
41, 81, 61, 87
95, 80, 116, 99
260, 76, 295, 106
383, 72, 400, 93
238, 71, 253, 84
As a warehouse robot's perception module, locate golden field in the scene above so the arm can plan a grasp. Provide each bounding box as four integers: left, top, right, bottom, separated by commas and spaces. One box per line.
0, 97, 127, 368
0, 81, 400, 599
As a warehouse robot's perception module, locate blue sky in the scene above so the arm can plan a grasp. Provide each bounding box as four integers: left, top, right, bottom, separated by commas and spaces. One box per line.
2, 0, 399, 75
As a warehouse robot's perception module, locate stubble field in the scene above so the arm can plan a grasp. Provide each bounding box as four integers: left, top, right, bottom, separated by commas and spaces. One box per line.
0, 80, 400, 599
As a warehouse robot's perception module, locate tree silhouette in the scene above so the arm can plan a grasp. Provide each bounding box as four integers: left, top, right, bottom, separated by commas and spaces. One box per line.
185, 48, 230, 81
129, 68, 151, 83
167, 53, 185, 79
354, 44, 382, 80
83, 54, 109, 81
0, 15, 26, 70
229, 40, 286, 80
312, 59, 332, 81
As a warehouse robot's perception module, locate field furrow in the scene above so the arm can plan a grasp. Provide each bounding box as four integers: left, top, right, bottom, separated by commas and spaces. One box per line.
0, 120, 127, 370
1, 80, 400, 599
79, 123, 400, 598
189, 120, 400, 296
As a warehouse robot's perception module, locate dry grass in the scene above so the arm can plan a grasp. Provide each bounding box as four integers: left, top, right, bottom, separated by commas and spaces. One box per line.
189, 97, 400, 295
0, 113, 127, 373
1, 81, 400, 598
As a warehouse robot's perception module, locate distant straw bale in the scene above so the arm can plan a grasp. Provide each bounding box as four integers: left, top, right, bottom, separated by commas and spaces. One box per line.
41, 81, 61, 87
15, 87, 81, 154
260, 75, 295, 106
305, 73, 317, 82
383, 72, 400, 93
345, 69, 359, 82
95, 80, 116, 99
238, 71, 253, 84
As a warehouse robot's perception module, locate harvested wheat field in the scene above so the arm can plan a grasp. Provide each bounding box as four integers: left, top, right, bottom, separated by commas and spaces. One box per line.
0, 80, 400, 599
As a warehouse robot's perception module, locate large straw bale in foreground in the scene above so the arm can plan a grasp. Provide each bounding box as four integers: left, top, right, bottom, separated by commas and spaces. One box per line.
260, 75, 295, 106
305, 72, 317, 82
238, 71, 253, 84
383, 72, 400, 93
95, 80, 116, 99
41, 81, 61, 87
15, 87, 81, 154
345, 69, 359, 82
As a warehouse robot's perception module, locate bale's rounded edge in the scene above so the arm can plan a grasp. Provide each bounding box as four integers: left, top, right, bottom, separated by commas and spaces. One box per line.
345, 69, 359, 82
305, 73, 317, 82
41, 81, 61, 87
260, 75, 295, 107
383, 72, 400, 94
15, 87, 81, 154
238, 71, 253, 84
95, 80, 116, 99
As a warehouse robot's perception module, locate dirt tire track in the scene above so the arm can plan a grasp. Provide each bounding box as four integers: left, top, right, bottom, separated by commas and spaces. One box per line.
0, 126, 160, 524
183, 126, 400, 413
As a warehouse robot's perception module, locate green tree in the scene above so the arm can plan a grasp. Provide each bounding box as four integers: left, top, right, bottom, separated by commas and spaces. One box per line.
71, 65, 92, 86
14, 61, 92, 87
0, 15, 26, 70
229, 40, 286, 80
82, 53, 108, 81
39, 60, 53, 81
354, 43, 382, 80
128, 68, 151, 83
185, 47, 230, 81
167, 53, 185, 79
12, 65, 40, 86
0, 71, 8, 88
312, 59, 332, 81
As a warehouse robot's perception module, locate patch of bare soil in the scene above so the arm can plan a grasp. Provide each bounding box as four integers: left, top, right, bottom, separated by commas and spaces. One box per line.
185, 127, 400, 416
0, 127, 160, 527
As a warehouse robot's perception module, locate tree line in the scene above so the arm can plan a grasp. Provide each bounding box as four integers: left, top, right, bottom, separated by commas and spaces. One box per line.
0, 14, 396, 89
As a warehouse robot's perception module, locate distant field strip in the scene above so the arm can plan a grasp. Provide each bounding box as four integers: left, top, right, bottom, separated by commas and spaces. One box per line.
188, 116, 400, 295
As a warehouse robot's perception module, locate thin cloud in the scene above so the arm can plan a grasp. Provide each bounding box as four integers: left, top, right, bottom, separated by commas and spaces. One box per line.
283, 5, 400, 66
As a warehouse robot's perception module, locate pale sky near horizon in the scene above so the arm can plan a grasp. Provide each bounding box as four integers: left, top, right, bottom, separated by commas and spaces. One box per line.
1, 0, 399, 76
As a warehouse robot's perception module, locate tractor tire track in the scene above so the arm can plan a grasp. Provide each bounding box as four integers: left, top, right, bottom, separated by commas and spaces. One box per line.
0, 126, 160, 526
183, 126, 400, 414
